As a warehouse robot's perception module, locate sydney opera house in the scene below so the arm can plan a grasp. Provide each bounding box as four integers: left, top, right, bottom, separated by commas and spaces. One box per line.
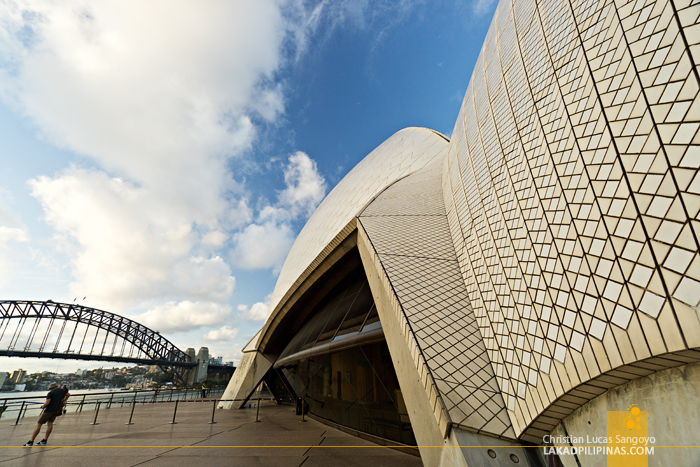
222, 0, 700, 464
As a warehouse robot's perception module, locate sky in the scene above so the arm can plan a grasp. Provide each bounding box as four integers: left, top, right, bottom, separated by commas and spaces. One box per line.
0, 0, 498, 375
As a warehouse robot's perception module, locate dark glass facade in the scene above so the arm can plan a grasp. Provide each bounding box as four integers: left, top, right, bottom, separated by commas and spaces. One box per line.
277, 268, 379, 363
274, 265, 415, 445
280, 342, 416, 446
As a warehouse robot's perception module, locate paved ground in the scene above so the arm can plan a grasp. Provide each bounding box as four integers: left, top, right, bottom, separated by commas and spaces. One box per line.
0, 399, 423, 467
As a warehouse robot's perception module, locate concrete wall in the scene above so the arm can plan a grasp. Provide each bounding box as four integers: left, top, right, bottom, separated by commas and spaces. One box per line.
550, 362, 700, 467
194, 347, 209, 383
185, 348, 196, 385
219, 350, 272, 409
448, 428, 534, 467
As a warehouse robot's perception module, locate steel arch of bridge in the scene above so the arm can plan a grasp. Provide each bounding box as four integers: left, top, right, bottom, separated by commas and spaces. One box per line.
0, 300, 196, 383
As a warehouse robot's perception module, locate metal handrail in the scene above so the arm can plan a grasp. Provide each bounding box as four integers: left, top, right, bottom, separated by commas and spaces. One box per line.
0, 387, 231, 421
0, 394, 284, 427
0, 386, 226, 403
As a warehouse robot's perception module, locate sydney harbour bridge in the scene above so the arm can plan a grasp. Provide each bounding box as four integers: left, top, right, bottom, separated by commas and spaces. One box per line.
0, 300, 234, 384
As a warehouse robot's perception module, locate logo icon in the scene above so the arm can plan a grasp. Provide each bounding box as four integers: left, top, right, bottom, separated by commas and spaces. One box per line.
607, 404, 650, 466
624, 404, 642, 431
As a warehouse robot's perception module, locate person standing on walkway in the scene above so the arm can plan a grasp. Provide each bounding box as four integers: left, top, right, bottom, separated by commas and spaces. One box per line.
201, 383, 206, 398
23, 382, 64, 447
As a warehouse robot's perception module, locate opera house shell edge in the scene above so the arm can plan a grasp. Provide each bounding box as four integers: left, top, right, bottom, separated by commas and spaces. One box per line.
221, 0, 700, 464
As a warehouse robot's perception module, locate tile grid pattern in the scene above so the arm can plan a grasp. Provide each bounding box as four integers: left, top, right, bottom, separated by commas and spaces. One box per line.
268, 128, 449, 317
357, 224, 453, 436
443, 0, 700, 439
247, 0, 700, 444
360, 161, 515, 438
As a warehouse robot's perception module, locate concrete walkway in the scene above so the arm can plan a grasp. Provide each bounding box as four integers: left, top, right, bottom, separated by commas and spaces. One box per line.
0, 399, 423, 467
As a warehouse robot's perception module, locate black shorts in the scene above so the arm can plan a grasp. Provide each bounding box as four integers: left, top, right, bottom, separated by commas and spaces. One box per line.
37, 410, 61, 424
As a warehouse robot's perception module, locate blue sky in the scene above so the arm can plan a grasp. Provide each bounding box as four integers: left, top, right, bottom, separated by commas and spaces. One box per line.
0, 0, 497, 374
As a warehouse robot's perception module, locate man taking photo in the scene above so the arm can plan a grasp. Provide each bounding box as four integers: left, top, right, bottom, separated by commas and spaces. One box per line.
23, 382, 64, 447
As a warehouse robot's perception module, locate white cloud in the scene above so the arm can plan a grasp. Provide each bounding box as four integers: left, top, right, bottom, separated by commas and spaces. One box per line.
225, 198, 254, 230
0, 225, 29, 287
135, 300, 232, 332
286, 0, 420, 59
198, 326, 244, 365
30, 168, 235, 308
0, 225, 28, 246
209, 343, 243, 366
237, 299, 271, 321
0, 188, 28, 247
0, 1, 286, 194
248, 302, 271, 321
278, 151, 327, 219
0, 0, 421, 355
202, 326, 239, 342
0, 189, 30, 286
230, 221, 295, 271
0, 1, 296, 310
472, 0, 497, 16
201, 230, 228, 247
230, 152, 326, 270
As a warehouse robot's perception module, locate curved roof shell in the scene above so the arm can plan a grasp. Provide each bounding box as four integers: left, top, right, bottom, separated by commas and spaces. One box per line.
230, 0, 700, 450
267, 127, 449, 318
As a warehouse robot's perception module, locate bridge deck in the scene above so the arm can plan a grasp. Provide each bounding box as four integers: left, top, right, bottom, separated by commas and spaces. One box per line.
0, 399, 421, 467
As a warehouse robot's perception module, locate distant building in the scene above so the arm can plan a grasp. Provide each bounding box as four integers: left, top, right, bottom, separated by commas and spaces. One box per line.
182, 348, 195, 384
0, 372, 9, 387
105, 372, 115, 380
185, 347, 209, 385
195, 347, 209, 383
9, 369, 26, 384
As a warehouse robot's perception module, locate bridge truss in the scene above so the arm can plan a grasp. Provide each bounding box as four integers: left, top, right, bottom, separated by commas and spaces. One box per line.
0, 300, 198, 384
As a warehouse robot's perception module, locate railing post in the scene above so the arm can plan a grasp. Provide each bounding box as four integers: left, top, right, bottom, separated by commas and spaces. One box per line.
79, 394, 86, 412
107, 393, 114, 409
125, 400, 136, 425
255, 397, 261, 422
208, 399, 217, 424
169, 389, 173, 402
90, 401, 101, 425
169, 400, 179, 424
13, 401, 25, 426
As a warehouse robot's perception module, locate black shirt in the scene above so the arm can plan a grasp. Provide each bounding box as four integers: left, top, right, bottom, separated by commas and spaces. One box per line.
45, 387, 64, 413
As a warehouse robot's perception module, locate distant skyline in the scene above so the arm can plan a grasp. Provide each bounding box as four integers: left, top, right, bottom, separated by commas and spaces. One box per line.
0, 0, 497, 374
